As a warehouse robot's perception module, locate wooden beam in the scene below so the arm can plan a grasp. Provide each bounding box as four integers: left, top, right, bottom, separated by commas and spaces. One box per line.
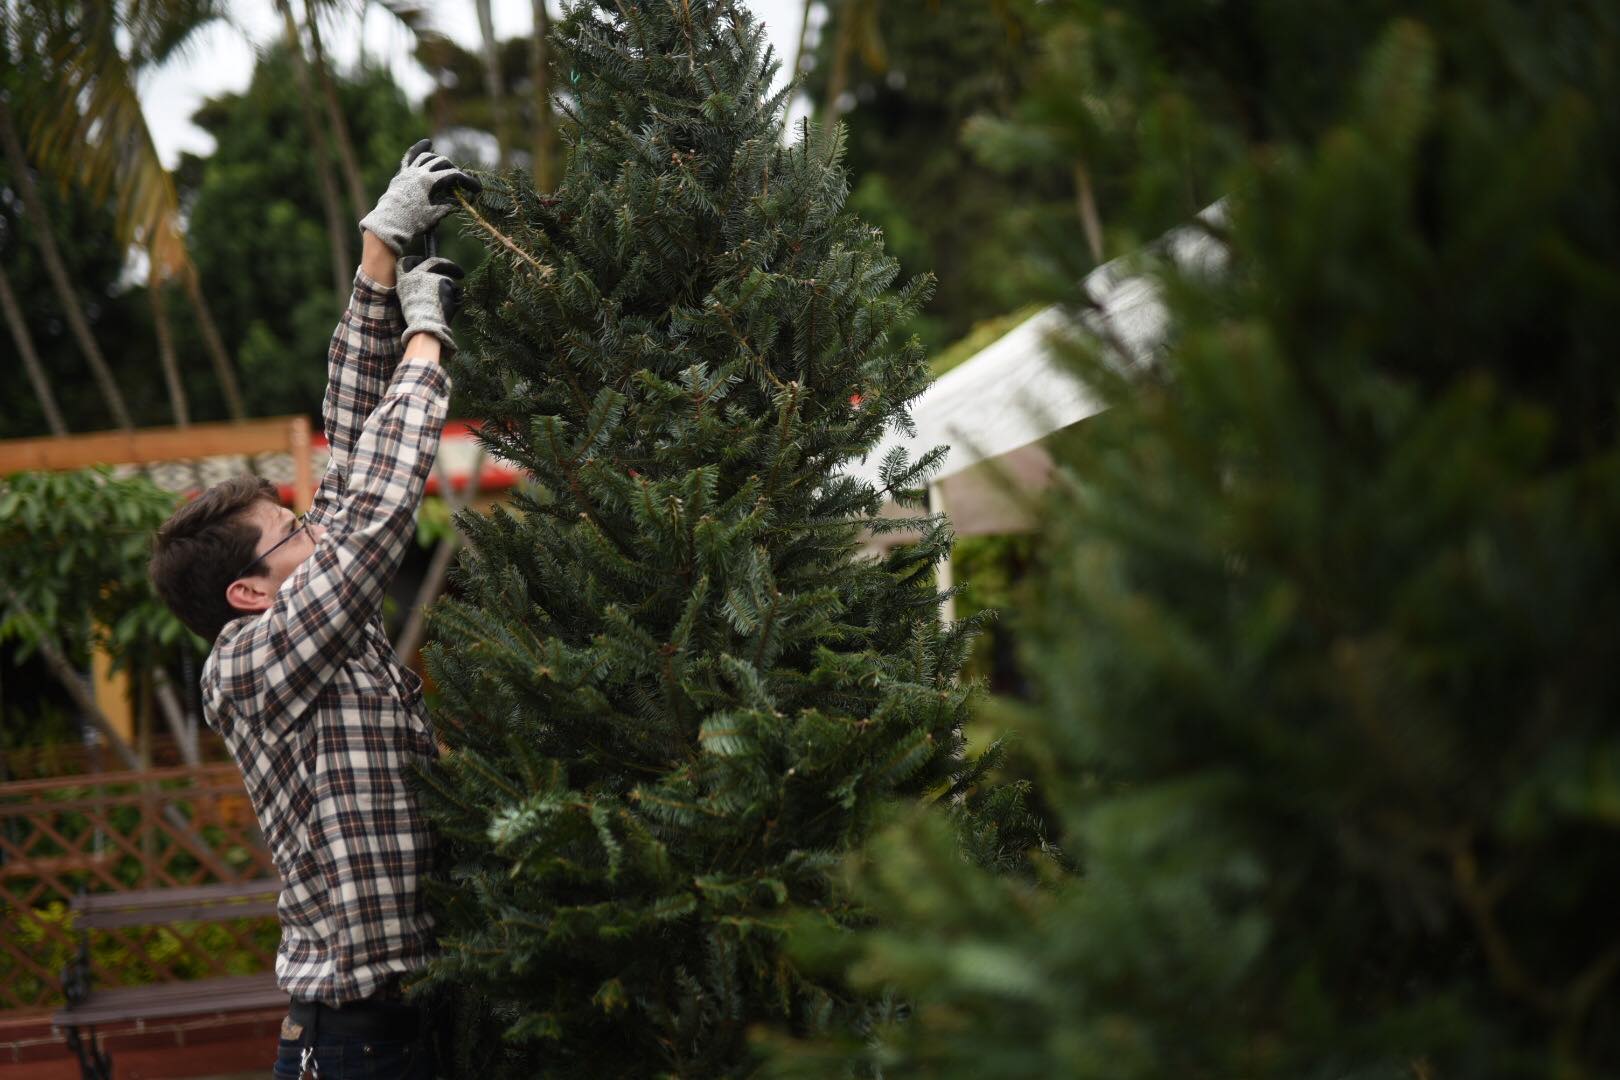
0, 416, 310, 474
288, 414, 314, 511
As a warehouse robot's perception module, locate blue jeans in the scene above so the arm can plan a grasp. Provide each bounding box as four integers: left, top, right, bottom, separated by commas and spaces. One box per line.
272, 1032, 432, 1079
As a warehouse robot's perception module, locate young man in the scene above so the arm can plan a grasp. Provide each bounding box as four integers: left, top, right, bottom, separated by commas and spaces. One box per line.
149, 140, 478, 1079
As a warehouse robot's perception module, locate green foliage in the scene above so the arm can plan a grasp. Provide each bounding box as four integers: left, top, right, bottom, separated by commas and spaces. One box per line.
416, 2, 1036, 1075
0, 771, 277, 1008
803, 1, 1081, 351
177, 45, 454, 420
928, 306, 1043, 379
773, 0, 1620, 1076
0, 1, 239, 436
0, 120, 162, 438
951, 533, 1034, 694
0, 900, 278, 1008
0, 700, 77, 762
0, 469, 200, 669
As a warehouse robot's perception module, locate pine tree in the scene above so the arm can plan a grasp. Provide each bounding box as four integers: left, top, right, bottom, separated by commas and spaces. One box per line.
415, 2, 1031, 1075
769, 0, 1620, 1076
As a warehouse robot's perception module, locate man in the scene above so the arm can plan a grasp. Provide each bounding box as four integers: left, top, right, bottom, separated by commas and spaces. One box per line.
149, 140, 479, 1079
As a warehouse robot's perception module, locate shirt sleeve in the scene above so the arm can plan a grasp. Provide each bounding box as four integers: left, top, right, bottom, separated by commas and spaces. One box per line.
308, 269, 405, 530
212, 357, 451, 732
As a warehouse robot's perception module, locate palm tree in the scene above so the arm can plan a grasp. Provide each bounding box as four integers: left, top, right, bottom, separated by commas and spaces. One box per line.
21, 0, 247, 421
474, 0, 513, 166
792, 0, 814, 87
273, 0, 353, 304
304, 0, 369, 223
149, 279, 188, 427
0, 96, 135, 430
0, 257, 68, 437
288, 0, 462, 297
821, 0, 886, 118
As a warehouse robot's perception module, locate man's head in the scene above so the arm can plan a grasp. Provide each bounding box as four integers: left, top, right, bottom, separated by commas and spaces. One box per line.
149, 476, 326, 641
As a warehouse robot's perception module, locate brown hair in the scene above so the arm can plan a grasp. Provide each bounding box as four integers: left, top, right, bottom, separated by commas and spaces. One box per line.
149, 475, 279, 642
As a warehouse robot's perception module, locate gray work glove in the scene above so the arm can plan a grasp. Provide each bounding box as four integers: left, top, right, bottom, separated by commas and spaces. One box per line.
359, 139, 482, 255
397, 256, 465, 355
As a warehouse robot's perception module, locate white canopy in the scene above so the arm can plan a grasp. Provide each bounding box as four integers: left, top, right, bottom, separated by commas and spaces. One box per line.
851, 205, 1227, 540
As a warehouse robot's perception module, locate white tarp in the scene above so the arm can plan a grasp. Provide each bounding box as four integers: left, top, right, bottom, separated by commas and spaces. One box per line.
852, 204, 1226, 540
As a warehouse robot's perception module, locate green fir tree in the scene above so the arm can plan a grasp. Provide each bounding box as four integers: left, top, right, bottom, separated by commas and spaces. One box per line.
769, 0, 1620, 1077
415, 2, 1033, 1075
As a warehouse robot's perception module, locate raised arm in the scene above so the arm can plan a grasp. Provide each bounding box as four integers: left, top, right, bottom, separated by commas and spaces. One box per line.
215, 355, 450, 730
210, 255, 469, 731
307, 233, 404, 529
308, 140, 481, 529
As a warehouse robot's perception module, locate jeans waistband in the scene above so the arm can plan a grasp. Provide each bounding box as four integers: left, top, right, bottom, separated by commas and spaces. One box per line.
287, 996, 421, 1041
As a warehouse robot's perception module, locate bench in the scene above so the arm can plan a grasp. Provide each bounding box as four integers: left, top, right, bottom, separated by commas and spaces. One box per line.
53, 880, 286, 1080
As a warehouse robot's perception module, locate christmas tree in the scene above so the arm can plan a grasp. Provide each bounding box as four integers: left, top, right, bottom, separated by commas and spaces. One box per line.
415, 2, 1033, 1075
769, 0, 1620, 1076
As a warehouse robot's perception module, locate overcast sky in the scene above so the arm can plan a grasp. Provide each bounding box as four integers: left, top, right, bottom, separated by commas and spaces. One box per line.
142, 0, 814, 168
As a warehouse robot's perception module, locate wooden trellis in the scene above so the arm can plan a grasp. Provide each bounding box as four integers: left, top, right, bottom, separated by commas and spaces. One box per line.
0, 764, 277, 1011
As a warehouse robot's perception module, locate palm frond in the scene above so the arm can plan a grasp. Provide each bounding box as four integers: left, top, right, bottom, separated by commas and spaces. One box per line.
23, 1, 208, 282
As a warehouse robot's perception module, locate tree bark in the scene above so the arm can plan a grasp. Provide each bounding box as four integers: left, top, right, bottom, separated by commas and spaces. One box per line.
304, 0, 370, 223
152, 666, 200, 767
178, 261, 247, 420
476, 0, 512, 166
0, 99, 133, 430
1073, 160, 1103, 264
275, 0, 352, 307
792, 0, 815, 85
0, 260, 68, 436
821, 0, 884, 120
148, 278, 189, 427
823, 1, 854, 119
33, 631, 142, 773
45, 5, 246, 423
530, 0, 557, 188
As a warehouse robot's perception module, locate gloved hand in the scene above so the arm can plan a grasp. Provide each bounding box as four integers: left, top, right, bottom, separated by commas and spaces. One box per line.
397, 256, 465, 355
359, 139, 482, 255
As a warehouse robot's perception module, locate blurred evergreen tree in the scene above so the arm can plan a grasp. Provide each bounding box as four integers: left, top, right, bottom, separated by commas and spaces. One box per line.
413, 1, 1036, 1074
768, 0, 1620, 1076
802, 0, 1082, 350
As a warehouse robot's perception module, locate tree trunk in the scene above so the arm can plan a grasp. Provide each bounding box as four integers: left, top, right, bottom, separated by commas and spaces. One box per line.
148, 278, 190, 427
1073, 160, 1104, 264
792, 0, 815, 86
33, 631, 142, 772
275, 0, 352, 307
304, 0, 369, 223
476, 0, 512, 166
821, 0, 883, 120
823, 1, 854, 119
0, 99, 133, 430
530, 0, 557, 189
0, 260, 68, 436
152, 666, 200, 767
178, 261, 248, 420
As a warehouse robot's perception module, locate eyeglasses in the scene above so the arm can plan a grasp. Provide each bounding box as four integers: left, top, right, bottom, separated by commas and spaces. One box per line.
234, 515, 310, 581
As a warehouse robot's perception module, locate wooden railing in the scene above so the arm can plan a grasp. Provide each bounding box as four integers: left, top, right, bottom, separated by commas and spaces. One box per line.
0, 415, 315, 511
0, 733, 234, 783
0, 764, 277, 1011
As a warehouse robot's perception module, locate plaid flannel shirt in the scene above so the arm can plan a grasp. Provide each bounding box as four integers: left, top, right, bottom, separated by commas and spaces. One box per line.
201, 269, 450, 1006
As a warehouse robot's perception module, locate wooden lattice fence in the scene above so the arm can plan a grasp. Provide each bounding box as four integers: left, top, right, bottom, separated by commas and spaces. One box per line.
0, 763, 278, 1010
